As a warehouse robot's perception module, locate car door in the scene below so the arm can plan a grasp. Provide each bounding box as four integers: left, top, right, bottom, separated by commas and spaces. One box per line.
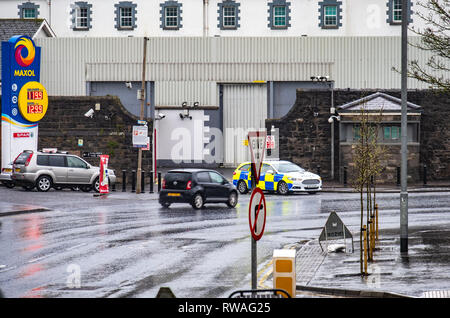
208, 171, 229, 200
196, 171, 214, 199
67, 156, 92, 184
47, 155, 68, 183
257, 164, 275, 191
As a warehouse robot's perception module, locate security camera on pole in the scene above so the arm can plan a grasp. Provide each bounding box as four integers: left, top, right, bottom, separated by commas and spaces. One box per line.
247, 130, 267, 290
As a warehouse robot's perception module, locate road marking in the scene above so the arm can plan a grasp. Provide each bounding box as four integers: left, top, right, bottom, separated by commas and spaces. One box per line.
28, 253, 56, 263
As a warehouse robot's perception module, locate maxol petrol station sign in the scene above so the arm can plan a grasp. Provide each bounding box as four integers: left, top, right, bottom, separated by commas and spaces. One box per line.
1, 35, 48, 169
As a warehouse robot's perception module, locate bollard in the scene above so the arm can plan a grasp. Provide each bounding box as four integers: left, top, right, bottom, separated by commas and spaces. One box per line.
396, 167, 400, 186
273, 249, 296, 298
423, 164, 427, 186
343, 167, 347, 186
158, 172, 162, 192
149, 171, 154, 193
368, 220, 373, 261
131, 170, 136, 193
112, 181, 116, 192
317, 165, 321, 176
375, 204, 379, 241
363, 225, 368, 275
141, 170, 145, 193
122, 170, 127, 192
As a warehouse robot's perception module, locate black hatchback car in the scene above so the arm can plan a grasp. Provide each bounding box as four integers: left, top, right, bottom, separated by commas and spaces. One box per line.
159, 169, 238, 209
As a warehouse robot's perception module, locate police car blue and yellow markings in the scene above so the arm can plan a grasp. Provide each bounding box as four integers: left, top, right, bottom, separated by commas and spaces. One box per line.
232, 162, 293, 192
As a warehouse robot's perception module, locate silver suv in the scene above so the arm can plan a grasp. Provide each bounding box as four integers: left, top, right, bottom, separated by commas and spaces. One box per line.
11, 150, 116, 192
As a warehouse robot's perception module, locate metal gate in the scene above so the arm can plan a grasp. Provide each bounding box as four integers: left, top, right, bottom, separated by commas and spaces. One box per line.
222, 84, 267, 167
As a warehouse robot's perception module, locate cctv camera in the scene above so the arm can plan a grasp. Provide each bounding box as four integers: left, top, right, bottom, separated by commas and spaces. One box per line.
157, 113, 166, 119
125, 82, 132, 89
328, 117, 334, 124
84, 108, 94, 118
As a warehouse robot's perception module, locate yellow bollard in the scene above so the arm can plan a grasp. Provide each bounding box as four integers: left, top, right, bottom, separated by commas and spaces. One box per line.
375, 204, 379, 241
363, 225, 368, 275
273, 249, 296, 298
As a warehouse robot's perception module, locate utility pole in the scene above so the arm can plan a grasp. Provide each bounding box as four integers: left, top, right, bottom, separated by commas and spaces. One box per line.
136, 37, 148, 194
400, 0, 408, 253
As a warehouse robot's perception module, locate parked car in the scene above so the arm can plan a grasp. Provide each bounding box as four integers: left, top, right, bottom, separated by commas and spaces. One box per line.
159, 169, 238, 209
11, 150, 116, 192
232, 160, 322, 195
0, 162, 15, 188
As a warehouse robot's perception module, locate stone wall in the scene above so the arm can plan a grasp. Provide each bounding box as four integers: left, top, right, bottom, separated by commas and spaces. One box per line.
1, 96, 153, 183
266, 89, 450, 183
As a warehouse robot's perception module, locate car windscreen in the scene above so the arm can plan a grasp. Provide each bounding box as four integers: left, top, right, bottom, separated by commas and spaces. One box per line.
14, 152, 32, 164
271, 162, 305, 173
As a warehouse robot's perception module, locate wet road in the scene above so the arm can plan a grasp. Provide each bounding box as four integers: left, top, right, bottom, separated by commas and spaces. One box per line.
0, 186, 449, 298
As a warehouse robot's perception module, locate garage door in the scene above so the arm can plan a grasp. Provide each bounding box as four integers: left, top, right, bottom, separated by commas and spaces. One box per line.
222, 84, 267, 167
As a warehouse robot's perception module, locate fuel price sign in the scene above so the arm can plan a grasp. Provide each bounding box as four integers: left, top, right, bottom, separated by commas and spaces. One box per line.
18, 81, 48, 122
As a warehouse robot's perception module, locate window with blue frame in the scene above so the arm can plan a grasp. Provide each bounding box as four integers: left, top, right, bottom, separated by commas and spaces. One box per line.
318, 0, 342, 29
387, 0, 413, 25
160, 1, 183, 30
267, 0, 291, 30
18, 2, 39, 19
217, 0, 240, 30
114, 1, 137, 30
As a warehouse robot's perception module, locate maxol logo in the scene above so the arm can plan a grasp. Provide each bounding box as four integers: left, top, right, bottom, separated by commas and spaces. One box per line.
14, 36, 35, 67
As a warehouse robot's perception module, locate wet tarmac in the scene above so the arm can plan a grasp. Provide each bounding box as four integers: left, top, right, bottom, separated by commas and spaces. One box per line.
0, 186, 449, 298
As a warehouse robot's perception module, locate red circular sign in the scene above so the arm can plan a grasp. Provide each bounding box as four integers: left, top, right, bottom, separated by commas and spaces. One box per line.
248, 187, 266, 241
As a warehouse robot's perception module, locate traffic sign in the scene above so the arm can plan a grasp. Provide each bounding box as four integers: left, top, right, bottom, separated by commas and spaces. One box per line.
249, 187, 266, 241
266, 135, 275, 149
248, 131, 267, 183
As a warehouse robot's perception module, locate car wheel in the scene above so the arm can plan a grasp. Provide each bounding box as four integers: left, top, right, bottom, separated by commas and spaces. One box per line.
93, 177, 100, 193
4, 181, 15, 188
277, 181, 289, 195
36, 175, 52, 192
237, 180, 248, 194
191, 193, 204, 209
226, 191, 238, 208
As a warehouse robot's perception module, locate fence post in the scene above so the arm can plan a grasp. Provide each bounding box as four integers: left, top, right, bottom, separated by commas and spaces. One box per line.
131, 170, 136, 193
375, 204, 379, 241
423, 164, 427, 185
122, 170, 127, 192
149, 171, 154, 193
343, 166, 347, 186
141, 170, 145, 193
363, 225, 368, 276
158, 172, 162, 192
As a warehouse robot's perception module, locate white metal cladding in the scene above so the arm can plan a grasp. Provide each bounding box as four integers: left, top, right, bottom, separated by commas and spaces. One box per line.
223, 84, 267, 167
35, 36, 438, 97
155, 81, 217, 107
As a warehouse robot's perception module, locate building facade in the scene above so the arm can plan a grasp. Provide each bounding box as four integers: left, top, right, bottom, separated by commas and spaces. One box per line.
1, 0, 421, 37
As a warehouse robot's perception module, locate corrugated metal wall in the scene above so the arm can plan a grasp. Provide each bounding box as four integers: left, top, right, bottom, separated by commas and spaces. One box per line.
35, 36, 437, 102
223, 84, 267, 166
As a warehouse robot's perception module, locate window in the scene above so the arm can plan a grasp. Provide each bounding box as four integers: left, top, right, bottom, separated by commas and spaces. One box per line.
261, 164, 273, 175
37, 155, 49, 166
115, 2, 137, 30
318, 0, 342, 29
18, 2, 39, 19
387, 0, 413, 25
324, 6, 337, 26
353, 125, 361, 141
239, 164, 250, 171
71, 2, 92, 30
393, 0, 402, 22
196, 172, 211, 183
268, 0, 291, 30
67, 156, 88, 169
160, 1, 182, 30
165, 7, 178, 27
218, 1, 240, 30
48, 155, 66, 167
209, 172, 224, 184
384, 126, 401, 141
273, 6, 286, 27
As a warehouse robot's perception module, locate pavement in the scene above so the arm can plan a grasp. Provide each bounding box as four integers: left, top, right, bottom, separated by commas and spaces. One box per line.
1, 178, 450, 298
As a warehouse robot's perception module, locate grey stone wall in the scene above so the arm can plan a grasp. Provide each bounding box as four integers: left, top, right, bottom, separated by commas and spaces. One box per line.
266, 89, 450, 183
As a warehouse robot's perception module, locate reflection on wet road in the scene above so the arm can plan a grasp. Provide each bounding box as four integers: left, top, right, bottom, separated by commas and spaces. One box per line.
0, 188, 449, 298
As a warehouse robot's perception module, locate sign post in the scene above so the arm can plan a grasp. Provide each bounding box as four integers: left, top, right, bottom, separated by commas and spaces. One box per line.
247, 130, 267, 290
1, 35, 46, 170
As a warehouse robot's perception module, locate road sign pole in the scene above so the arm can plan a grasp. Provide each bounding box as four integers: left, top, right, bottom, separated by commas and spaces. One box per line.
251, 165, 257, 290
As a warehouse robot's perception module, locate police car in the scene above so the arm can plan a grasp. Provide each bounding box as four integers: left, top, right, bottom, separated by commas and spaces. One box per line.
232, 160, 322, 195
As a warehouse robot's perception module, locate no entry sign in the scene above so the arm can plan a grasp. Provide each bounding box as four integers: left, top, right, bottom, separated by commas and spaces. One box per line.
249, 187, 266, 241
